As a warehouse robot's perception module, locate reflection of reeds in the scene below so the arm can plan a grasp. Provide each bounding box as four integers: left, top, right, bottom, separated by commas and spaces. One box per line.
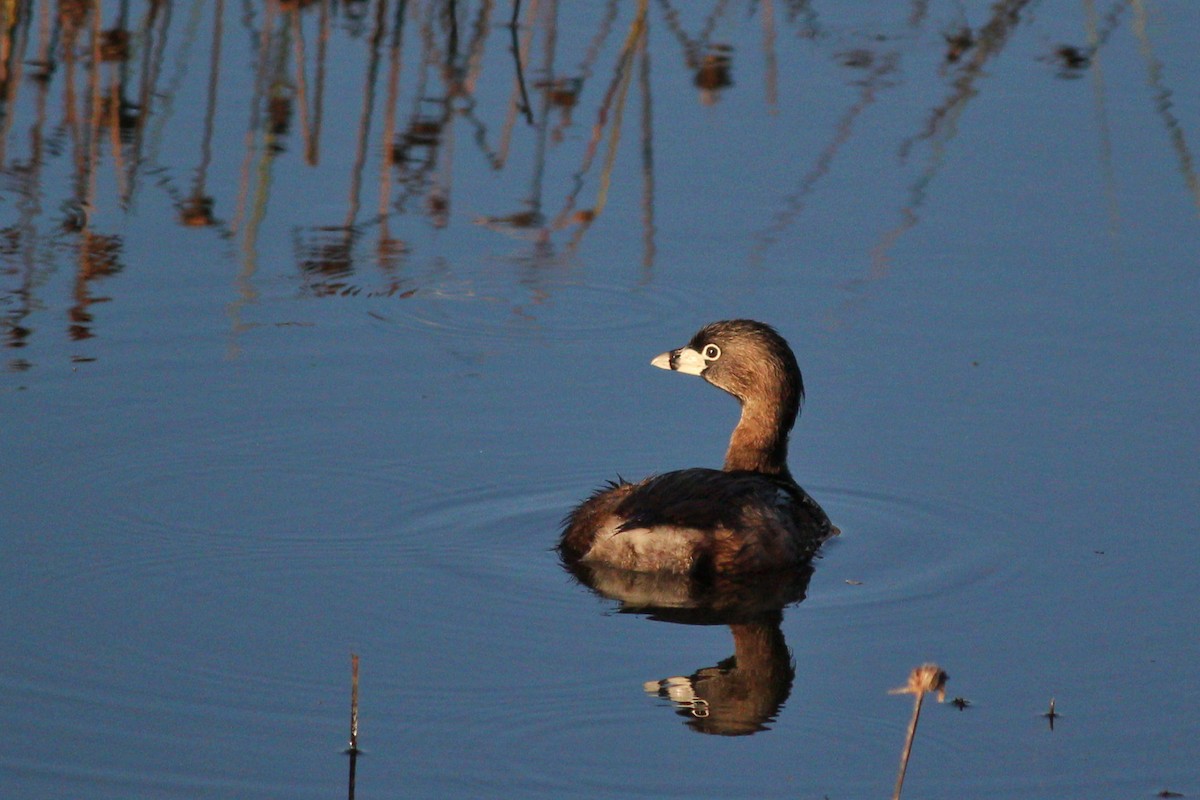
478, 0, 652, 263
591, 2, 642, 224
561, 1, 643, 224
498, 0, 539, 164
873, 0, 1130, 282
343, 0, 388, 233
637, 30, 655, 273
377, 0, 407, 250
507, 0, 535, 128
2, 0, 1195, 357
1131, 0, 1200, 217
898, 0, 1031, 166
751, 50, 897, 267
1, 0, 54, 360
760, 0, 777, 113
853, 0, 1034, 323
0, 0, 31, 162
1085, 0, 1119, 238
181, 0, 224, 227
889, 663, 948, 800
658, 0, 731, 79
908, 0, 929, 28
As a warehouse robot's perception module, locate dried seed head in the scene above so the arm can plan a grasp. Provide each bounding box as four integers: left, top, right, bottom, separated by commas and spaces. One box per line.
890, 663, 949, 702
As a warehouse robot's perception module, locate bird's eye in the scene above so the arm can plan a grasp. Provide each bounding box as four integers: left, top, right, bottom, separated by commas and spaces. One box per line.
703, 344, 721, 360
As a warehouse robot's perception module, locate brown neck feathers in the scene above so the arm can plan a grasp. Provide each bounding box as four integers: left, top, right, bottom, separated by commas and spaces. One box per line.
723, 399, 793, 477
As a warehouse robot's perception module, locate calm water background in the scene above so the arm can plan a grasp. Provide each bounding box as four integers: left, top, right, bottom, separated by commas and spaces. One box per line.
2, 0, 1198, 797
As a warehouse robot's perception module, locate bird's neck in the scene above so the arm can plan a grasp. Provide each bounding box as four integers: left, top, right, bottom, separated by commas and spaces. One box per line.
729, 616, 790, 676
723, 399, 792, 477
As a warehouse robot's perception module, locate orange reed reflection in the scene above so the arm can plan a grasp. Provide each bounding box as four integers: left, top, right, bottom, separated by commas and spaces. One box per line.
0, 0, 1195, 364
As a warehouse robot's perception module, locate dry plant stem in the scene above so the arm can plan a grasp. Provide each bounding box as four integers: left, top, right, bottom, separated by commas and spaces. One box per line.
893, 692, 926, 800
347, 653, 360, 800
889, 663, 948, 799
349, 653, 360, 752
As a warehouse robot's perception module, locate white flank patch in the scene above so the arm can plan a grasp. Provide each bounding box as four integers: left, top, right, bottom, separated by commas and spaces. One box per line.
583, 521, 707, 572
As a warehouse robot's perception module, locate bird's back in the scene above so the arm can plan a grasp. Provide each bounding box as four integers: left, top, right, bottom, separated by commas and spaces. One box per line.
559, 469, 833, 575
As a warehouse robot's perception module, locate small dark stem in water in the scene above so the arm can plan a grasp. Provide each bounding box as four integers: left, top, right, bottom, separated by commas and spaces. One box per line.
347, 653, 360, 800
349, 653, 360, 752
1044, 697, 1058, 730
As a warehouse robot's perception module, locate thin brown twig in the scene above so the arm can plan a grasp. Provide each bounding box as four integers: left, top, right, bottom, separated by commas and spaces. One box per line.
890, 663, 947, 800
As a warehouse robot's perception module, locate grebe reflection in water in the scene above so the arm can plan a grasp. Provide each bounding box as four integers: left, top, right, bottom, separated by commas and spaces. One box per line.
566, 559, 814, 736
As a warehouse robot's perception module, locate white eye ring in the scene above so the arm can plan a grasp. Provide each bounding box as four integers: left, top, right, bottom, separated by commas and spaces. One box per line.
702, 344, 721, 361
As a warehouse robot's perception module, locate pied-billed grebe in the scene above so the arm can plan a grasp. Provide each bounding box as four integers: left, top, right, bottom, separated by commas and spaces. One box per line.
559, 320, 836, 575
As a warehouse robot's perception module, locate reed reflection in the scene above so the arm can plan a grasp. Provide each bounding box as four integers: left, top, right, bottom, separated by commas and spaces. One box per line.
52, 0, 127, 349
566, 560, 813, 736
1, 0, 1195, 364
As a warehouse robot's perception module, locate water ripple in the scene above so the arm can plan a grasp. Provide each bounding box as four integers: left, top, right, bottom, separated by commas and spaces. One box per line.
803, 483, 1017, 610
374, 277, 698, 343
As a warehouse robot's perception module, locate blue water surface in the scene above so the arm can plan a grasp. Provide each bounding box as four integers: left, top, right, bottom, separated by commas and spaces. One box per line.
2, 1, 1198, 797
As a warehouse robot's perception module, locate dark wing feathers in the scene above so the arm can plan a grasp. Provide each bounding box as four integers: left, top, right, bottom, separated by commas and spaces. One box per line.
613, 468, 790, 533
560, 468, 837, 568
